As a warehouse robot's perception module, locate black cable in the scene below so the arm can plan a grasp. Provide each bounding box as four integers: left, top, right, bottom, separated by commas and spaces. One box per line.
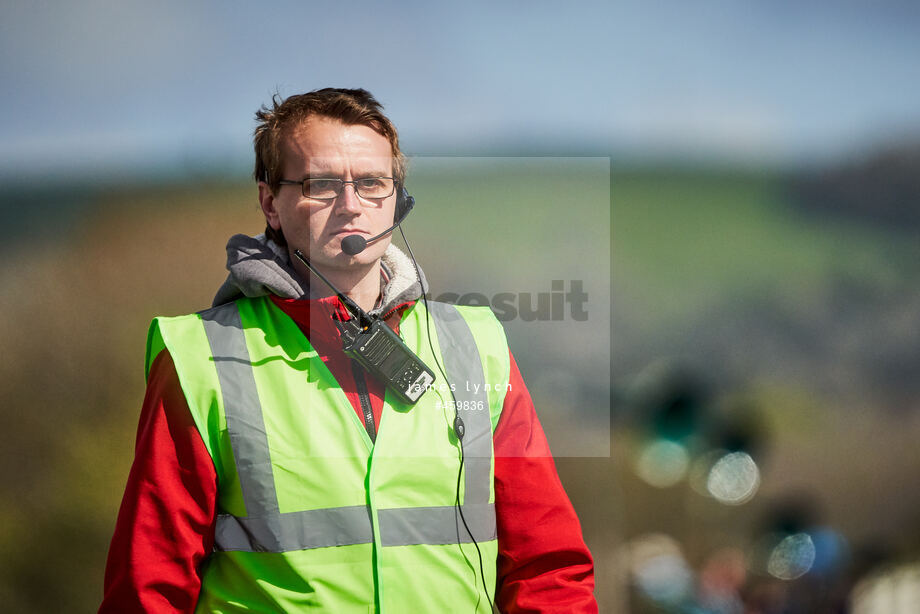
399, 225, 495, 612
454, 442, 495, 612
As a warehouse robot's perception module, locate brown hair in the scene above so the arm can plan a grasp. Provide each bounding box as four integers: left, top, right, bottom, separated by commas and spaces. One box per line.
254, 88, 406, 188
253, 88, 406, 246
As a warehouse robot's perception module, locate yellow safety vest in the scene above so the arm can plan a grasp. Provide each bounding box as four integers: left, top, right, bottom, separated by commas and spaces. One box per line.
145, 296, 511, 612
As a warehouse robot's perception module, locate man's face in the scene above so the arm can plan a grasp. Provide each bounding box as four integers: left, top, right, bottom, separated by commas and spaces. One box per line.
261, 116, 398, 272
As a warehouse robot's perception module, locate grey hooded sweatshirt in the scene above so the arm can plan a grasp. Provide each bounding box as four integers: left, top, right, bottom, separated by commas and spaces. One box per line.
211, 233, 428, 317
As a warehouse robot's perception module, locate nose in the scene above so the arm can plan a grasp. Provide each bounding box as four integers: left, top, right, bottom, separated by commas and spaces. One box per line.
335, 182, 363, 215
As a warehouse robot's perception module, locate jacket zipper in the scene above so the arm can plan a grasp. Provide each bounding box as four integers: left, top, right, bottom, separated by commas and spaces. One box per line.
379, 301, 414, 325
351, 361, 376, 443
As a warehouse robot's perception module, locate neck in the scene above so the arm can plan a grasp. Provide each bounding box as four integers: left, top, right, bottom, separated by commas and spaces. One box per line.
292, 252, 382, 313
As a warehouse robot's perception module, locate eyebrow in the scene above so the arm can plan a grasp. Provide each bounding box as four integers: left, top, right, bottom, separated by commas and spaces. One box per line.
305, 170, 392, 178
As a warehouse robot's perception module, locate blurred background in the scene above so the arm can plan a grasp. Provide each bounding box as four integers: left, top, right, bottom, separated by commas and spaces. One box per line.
2, 1, 920, 611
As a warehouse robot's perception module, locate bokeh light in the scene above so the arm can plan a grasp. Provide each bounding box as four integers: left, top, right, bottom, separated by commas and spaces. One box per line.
706, 450, 760, 505
699, 547, 746, 613
809, 527, 850, 577
767, 532, 816, 580
851, 562, 920, 614
627, 533, 695, 605
635, 439, 690, 488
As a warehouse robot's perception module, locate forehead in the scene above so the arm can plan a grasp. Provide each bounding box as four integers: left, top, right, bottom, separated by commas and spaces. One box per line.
281, 116, 394, 175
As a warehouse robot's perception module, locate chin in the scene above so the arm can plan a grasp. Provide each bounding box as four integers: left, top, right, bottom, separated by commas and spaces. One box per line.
341, 249, 384, 267
341, 239, 389, 263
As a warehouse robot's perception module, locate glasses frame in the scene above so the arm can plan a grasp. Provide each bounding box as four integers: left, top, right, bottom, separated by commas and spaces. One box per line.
277, 176, 397, 201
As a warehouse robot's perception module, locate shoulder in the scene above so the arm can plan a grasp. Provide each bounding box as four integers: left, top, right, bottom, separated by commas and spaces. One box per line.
151, 297, 267, 335
144, 298, 263, 379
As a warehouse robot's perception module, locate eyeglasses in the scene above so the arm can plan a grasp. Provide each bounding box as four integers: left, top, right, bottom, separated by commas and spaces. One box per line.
277, 177, 396, 200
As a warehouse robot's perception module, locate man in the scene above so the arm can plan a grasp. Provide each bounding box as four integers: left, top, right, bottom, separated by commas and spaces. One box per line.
101, 88, 596, 612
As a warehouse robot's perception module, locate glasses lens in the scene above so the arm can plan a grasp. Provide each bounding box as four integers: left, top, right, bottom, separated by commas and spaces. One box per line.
355, 177, 394, 199
304, 179, 342, 199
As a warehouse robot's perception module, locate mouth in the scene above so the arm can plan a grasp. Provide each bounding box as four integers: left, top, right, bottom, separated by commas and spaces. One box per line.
332, 228, 370, 237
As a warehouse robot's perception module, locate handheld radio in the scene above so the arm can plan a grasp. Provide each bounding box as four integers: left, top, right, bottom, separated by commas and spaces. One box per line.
293, 249, 435, 405
336, 314, 435, 404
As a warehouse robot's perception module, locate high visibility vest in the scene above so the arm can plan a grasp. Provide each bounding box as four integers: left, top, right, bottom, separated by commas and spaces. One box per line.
145, 296, 511, 613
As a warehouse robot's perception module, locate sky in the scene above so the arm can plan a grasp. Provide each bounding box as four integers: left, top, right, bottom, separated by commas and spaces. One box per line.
1, 0, 919, 179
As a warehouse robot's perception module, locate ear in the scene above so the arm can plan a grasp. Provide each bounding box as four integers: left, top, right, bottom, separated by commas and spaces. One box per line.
258, 181, 282, 231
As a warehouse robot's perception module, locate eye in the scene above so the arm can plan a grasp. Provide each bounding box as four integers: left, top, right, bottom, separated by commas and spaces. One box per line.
309, 179, 339, 191
356, 178, 383, 189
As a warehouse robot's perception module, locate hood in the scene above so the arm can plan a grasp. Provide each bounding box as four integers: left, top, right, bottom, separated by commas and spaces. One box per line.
212, 233, 428, 317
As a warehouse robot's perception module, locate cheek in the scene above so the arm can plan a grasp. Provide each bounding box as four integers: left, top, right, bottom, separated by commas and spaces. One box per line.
282, 204, 322, 236
375, 204, 398, 228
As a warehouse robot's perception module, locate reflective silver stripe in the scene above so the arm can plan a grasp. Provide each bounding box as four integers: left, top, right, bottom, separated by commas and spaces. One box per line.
201, 303, 279, 516
426, 302, 493, 506
378, 504, 496, 546
216, 504, 496, 552
215, 506, 373, 552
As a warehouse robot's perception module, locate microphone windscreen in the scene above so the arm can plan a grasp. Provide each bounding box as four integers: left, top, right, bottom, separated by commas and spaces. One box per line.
341, 234, 367, 256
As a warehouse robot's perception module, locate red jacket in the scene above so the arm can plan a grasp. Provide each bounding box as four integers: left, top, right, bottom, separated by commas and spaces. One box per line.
100, 295, 597, 613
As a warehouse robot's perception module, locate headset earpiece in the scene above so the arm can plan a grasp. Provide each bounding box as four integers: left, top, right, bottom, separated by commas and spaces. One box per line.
394, 184, 415, 225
